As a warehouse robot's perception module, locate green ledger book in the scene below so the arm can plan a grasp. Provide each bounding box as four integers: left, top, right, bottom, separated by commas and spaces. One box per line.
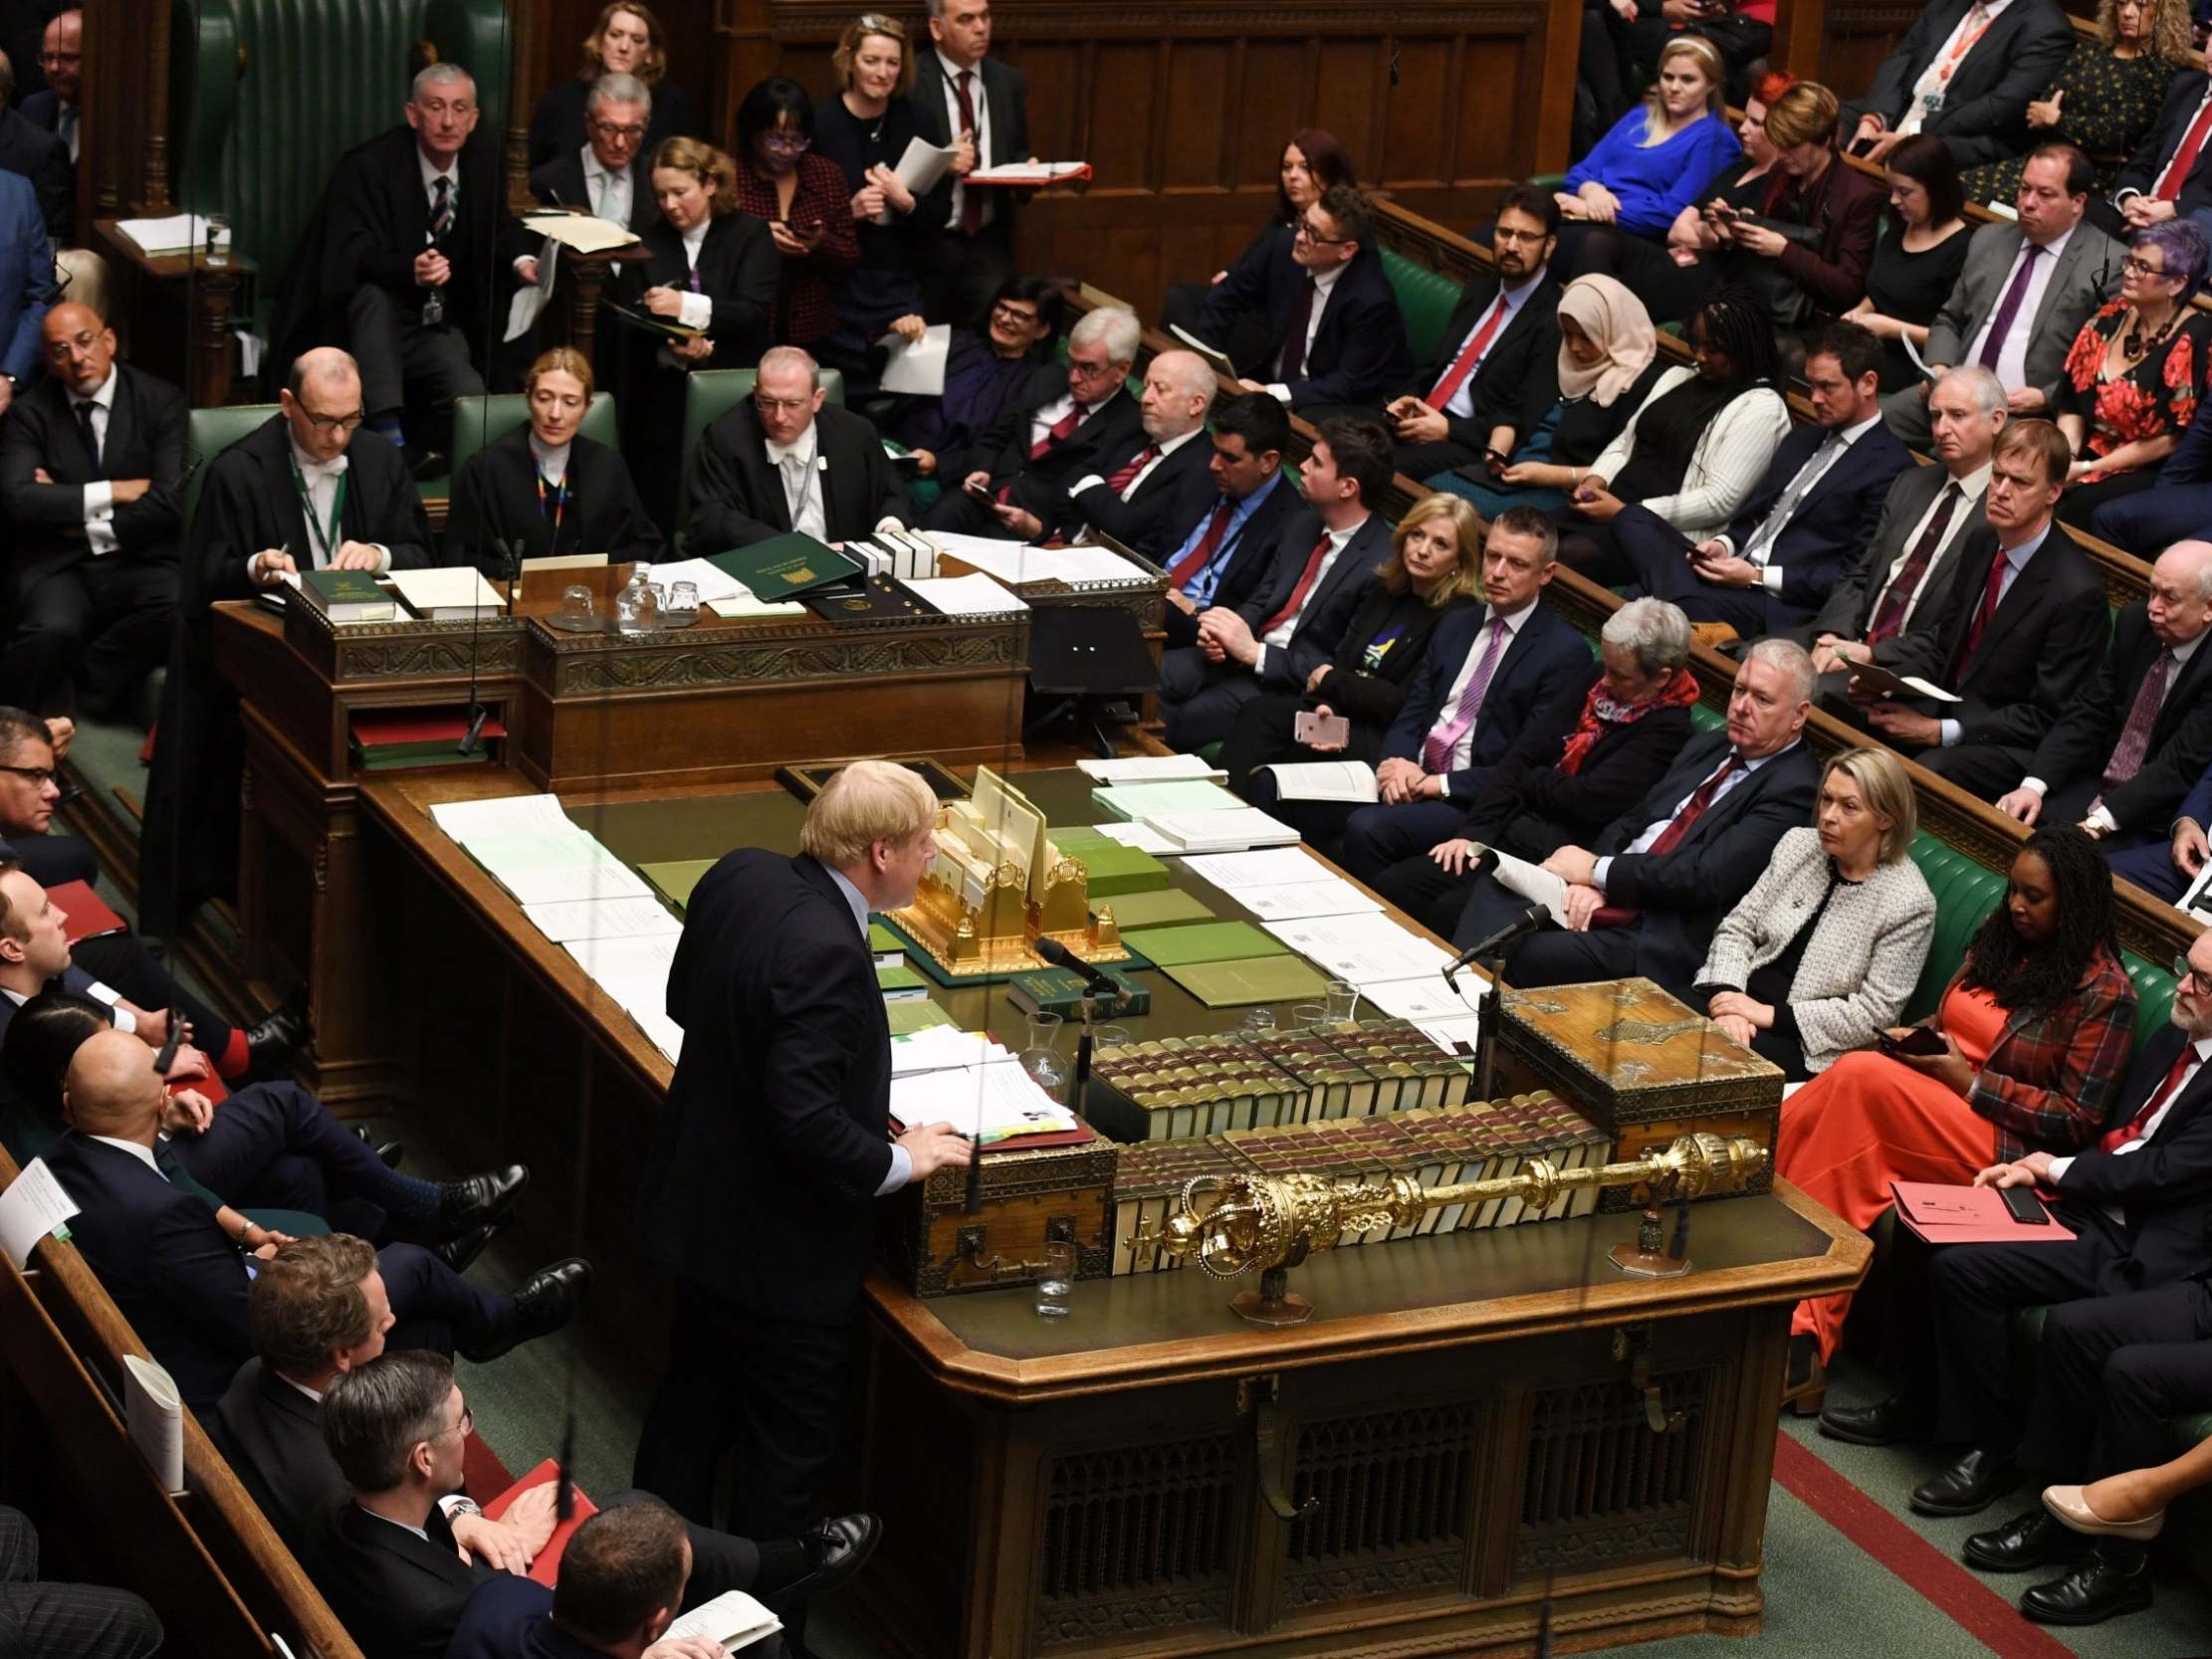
1165, 954, 1330, 1008
885, 999, 956, 1036
867, 921, 903, 952
640, 859, 718, 912
1120, 920, 1286, 967
297, 568, 396, 624
708, 534, 863, 601
1095, 889, 1214, 930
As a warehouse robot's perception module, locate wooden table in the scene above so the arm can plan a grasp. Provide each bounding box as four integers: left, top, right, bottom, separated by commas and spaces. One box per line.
343, 764, 1866, 1659
91, 219, 254, 406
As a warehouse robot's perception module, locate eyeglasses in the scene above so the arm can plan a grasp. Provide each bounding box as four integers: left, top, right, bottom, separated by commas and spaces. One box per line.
41, 331, 105, 360
2173, 954, 2212, 993
762, 132, 812, 153
990, 302, 1039, 325
588, 118, 647, 141
2123, 256, 2176, 280
0, 764, 56, 787
1065, 356, 1117, 379
754, 394, 813, 413
298, 409, 365, 435
438, 1404, 475, 1442
1294, 219, 1351, 245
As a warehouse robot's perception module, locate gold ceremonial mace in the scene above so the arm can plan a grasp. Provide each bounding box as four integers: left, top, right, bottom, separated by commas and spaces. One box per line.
1129, 1133, 1770, 1326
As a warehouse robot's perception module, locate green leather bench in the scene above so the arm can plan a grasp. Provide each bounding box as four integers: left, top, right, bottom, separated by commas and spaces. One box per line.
184, 402, 280, 524
672, 367, 845, 543
1378, 249, 1463, 370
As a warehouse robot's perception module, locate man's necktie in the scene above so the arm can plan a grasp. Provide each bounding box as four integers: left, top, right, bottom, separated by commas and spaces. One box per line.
1741, 433, 1840, 567
74, 400, 103, 476
1279, 278, 1318, 380
1868, 483, 1960, 643
2099, 649, 2174, 794
1028, 404, 1084, 461
1422, 616, 1508, 773
1259, 532, 1332, 636
591, 169, 610, 220
2156, 93, 2212, 200
2099, 1043, 2195, 1152
1168, 499, 1233, 588
1958, 542, 2012, 670
1104, 444, 1159, 497
58, 104, 77, 163
955, 71, 984, 234
780, 453, 806, 523
1644, 757, 1740, 857
430, 175, 455, 240
1424, 294, 1507, 412
1976, 243, 2044, 371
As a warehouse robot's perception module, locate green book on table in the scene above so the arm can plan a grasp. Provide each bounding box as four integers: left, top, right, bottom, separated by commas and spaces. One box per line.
1095, 889, 1214, 930
1120, 920, 1285, 967
1048, 835, 1168, 897
707, 533, 863, 601
640, 859, 718, 912
877, 960, 929, 999
297, 568, 396, 624
885, 998, 954, 1036
1166, 955, 1329, 1008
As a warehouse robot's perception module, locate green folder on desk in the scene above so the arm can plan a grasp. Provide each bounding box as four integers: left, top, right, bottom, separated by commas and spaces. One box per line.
1120, 920, 1285, 967
1165, 955, 1329, 1008
885, 998, 955, 1036
1096, 889, 1215, 930
708, 533, 863, 601
868, 921, 903, 952
639, 859, 718, 912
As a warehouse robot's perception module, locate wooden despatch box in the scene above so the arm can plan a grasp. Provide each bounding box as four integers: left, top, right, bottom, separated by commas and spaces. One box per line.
1493, 977, 1781, 1206
882, 1139, 1120, 1298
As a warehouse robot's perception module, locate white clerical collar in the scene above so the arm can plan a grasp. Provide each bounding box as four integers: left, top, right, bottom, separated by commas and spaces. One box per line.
290, 441, 348, 482
680, 219, 709, 260
529, 433, 572, 481
766, 423, 819, 469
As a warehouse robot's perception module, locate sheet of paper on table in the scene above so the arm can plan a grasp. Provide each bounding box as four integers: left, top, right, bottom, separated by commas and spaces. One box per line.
926, 534, 1147, 587
1230, 877, 1383, 921
563, 933, 679, 985
903, 572, 1027, 615
1265, 913, 1455, 985
876, 322, 951, 395
889, 1026, 1008, 1077
1077, 754, 1226, 784
1087, 820, 1178, 853
428, 793, 573, 844
1180, 846, 1329, 890
1146, 809, 1301, 852
522, 895, 684, 943
889, 1061, 1079, 1142
1359, 972, 1488, 1023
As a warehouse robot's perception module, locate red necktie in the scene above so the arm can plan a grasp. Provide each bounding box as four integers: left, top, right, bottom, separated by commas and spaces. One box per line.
1104, 444, 1159, 497
1028, 403, 1085, 461
1644, 758, 1739, 857
1279, 278, 1317, 379
2099, 1043, 2196, 1152
2157, 92, 2212, 201
1959, 544, 2011, 668
1425, 295, 1507, 411
1867, 483, 1960, 644
2099, 650, 2174, 797
955, 71, 984, 233
1259, 532, 1332, 636
1168, 499, 1233, 587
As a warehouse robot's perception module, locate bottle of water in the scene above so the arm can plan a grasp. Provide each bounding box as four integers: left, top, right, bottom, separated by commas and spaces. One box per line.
615, 563, 658, 635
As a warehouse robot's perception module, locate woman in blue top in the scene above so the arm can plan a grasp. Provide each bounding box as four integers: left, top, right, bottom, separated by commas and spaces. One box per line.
1559, 35, 1741, 242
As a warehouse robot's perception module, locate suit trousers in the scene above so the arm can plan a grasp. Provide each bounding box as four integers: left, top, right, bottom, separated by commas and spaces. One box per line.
375, 1241, 513, 1355
69, 930, 236, 1063
0, 555, 177, 718
1924, 1229, 2125, 1450
1915, 741, 2033, 802
1452, 868, 1645, 981
2019, 1279, 2212, 1480
912, 221, 1013, 331
2092, 479, 2212, 556
1159, 647, 1265, 750
0, 1506, 161, 1659
347, 286, 485, 428
1369, 852, 1478, 940
632, 1280, 854, 1540
2107, 838, 2190, 902
1340, 799, 1470, 883
176, 1082, 438, 1239
1612, 507, 1776, 634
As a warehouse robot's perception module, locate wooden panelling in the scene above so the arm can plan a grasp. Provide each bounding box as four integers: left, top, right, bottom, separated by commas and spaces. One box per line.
1770, 0, 1921, 91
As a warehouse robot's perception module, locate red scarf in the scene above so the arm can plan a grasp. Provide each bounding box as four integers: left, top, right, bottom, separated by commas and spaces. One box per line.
1556, 666, 1702, 775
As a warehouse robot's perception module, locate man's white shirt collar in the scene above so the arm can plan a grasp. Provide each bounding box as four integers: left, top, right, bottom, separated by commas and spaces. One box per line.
87, 1135, 161, 1175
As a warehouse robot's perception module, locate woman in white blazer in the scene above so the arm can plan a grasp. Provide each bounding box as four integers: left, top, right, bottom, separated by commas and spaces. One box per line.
1693, 746, 1935, 1079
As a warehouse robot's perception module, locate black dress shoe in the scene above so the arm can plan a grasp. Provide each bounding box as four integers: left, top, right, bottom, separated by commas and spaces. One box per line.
1963, 1508, 2079, 1573
243, 1002, 310, 1077
461, 1257, 589, 1363
349, 1126, 405, 1169
406, 445, 449, 482
2020, 1542, 2152, 1625
1911, 1449, 2020, 1517
431, 1222, 500, 1275
771, 1513, 881, 1606
432, 1164, 529, 1238
1817, 1395, 1933, 1447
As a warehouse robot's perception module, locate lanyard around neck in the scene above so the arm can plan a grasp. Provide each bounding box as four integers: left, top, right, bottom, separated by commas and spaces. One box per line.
289, 455, 346, 564
537, 468, 571, 539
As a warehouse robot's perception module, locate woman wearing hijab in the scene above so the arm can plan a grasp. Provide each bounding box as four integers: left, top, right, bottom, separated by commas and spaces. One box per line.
1431, 273, 1664, 518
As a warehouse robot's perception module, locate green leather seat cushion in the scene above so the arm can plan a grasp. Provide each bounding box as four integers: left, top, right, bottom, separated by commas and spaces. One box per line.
449, 391, 619, 478
1378, 249, 1463, 369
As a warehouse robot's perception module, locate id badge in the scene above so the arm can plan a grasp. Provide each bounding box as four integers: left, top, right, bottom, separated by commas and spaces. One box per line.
1920, 89, 1945, 119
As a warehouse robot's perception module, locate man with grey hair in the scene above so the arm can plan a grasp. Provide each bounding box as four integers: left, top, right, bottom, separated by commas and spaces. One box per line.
529, 71, 658, 237
685, 345, 911, 548
269, 61, 502, 479
1443, 639, 1818, 1004
1056, 346, 1218, 559
906, 0, 1030, 324
919, 303, 1143, 537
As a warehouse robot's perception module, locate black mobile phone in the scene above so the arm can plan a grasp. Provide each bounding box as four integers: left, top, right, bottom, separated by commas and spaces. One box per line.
963, 476, 994, 497
1878, 1026, 1946, 1058
1999, 1185, 2051, 1226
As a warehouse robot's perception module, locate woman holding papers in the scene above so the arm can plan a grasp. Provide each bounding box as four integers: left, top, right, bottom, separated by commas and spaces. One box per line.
1692, 747, 1934, 1081
527, 3, 699, 170
1220, 494, 1482, 841
731, 77, 862, 350
813, 15, 928, 382
446, 348, 663, 578
1771, 824, 2136, 1409
884, 274, 1064, 482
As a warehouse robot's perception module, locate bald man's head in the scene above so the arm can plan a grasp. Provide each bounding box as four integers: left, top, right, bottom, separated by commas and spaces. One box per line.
62, 1029, 165, 1141
42, 301, 114, 396
282, 350, 366, 464
1138, 349, 1217, 443
2150, 539, 2212, 648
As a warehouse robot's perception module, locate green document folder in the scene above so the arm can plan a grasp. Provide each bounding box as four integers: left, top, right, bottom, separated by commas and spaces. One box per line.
1096, 889, 1215, 930
885, 999, 956, 1036
1165, 955, 1330, 1008
707, 533, 863, 601
867, 921, 902, 951
640, 859, 718, 912
1119, 921, 1285, 967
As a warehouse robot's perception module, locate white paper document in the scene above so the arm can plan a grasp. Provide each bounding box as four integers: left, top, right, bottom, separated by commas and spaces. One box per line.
877, 322, 951, 395
504, 237, 558, 341
521, 212, 639, 254
1416, 1012, 1486, 1055
890, 136, 959, 201
1181, 847, 1328, 889
889, 1061, 1078, 1142
924, 534, 1147, 587
467, 829, 650, 908
665, 1588, 782, 1652
1258, 760, 1379, 803
1088, 820, 1178, 853
1077, 754, 1226, 784
889, 1026, 1006, 1077
1485, 848, 1573, 929
970, 161, 1090, 183
564, 933, 680, 984
903, 573, 1027, 615
522, 895, 683, 943
1147, 809, 1301, 852
0, 1157, 79, 1268
1266, 914, 1455, 985
1360, 972, 1489, 1023
428, 793, 572, 844
122, 1354, 184, 1494
1231, 878, 1383, 921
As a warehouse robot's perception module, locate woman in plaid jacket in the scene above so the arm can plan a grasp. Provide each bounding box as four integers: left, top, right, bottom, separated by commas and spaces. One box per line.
1773, 824, 2137, 1411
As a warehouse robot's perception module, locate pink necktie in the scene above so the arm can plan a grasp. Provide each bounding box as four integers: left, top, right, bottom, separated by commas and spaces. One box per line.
1422, 617, 1508, 773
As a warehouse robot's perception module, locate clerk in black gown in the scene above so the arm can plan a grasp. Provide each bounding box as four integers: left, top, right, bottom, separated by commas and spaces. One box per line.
613, 136, 779, 533
446, 347, 662, 579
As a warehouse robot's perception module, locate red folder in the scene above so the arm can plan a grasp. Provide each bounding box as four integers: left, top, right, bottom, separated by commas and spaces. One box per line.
49, 880, 125, 945
481, 1458, 597, 1585
350, 712, 509, 746
1890, 1181, 2078, 1245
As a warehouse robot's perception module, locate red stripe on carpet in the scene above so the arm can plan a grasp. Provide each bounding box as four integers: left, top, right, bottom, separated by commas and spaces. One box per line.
1772, 1433, 2078, 1659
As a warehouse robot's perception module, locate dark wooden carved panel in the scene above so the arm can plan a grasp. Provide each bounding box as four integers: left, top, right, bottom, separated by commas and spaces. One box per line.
1772, 0, 1920, 93
1036, 1432, 1242, 1647
1280, 1399, 1480, 1608
1515, 1368, 1713, 1573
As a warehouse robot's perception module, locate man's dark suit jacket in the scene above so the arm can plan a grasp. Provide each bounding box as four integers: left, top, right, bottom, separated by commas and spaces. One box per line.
213, 1357, 344, 1549
0, 362, 188, 593
975, 371, 1146, 523
1207, 244, 1413, 408
2115, 71, 2212, 217
19, 89, 63, 134
2046, 1023, 2212, 1291
270, 126, 504, 382
1581, 732, 1823, 998
1391, 272, 1563, 451
1234, 509, 1392, 690
306, 1499, 494, 1659
2025, 600, 2212, 833
1379, 601, 1591, 796
0, 102, 67, 241
1885, 521, 2108, 752
1840, 0, 2075, 165
1715, 419, 1914, 632
1159, 470, 1301, 648
527, 148, 660, 235
1060, 428, 1215, 561
635, 851, 896, 1324
0, 168, 51, 384
1810, 463, 1993, 644
43, 1131, 254, 1407
906, 55, 1030, 230
685, 402, 911, 550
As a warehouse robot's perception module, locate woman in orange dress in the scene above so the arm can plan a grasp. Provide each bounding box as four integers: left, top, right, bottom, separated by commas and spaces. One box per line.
1775, 826, 2137, 1411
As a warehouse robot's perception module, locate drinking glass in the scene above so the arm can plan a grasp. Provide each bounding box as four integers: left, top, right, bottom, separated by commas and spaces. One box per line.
204, 212, 231, 267
1033, 1240, 1076, 1318
556, 584, 595, 629
1290, 1003, 1329, 1032
664, 579, 700, 624
1091, 1025, 1132, 1053
1325, 980, 1361, 1024
1020, 1010, 1067, 1093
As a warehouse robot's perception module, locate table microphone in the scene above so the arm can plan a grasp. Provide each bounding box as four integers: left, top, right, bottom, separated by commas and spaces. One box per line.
1440, 902, 1546, 988
1031, 934, 1117, 995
